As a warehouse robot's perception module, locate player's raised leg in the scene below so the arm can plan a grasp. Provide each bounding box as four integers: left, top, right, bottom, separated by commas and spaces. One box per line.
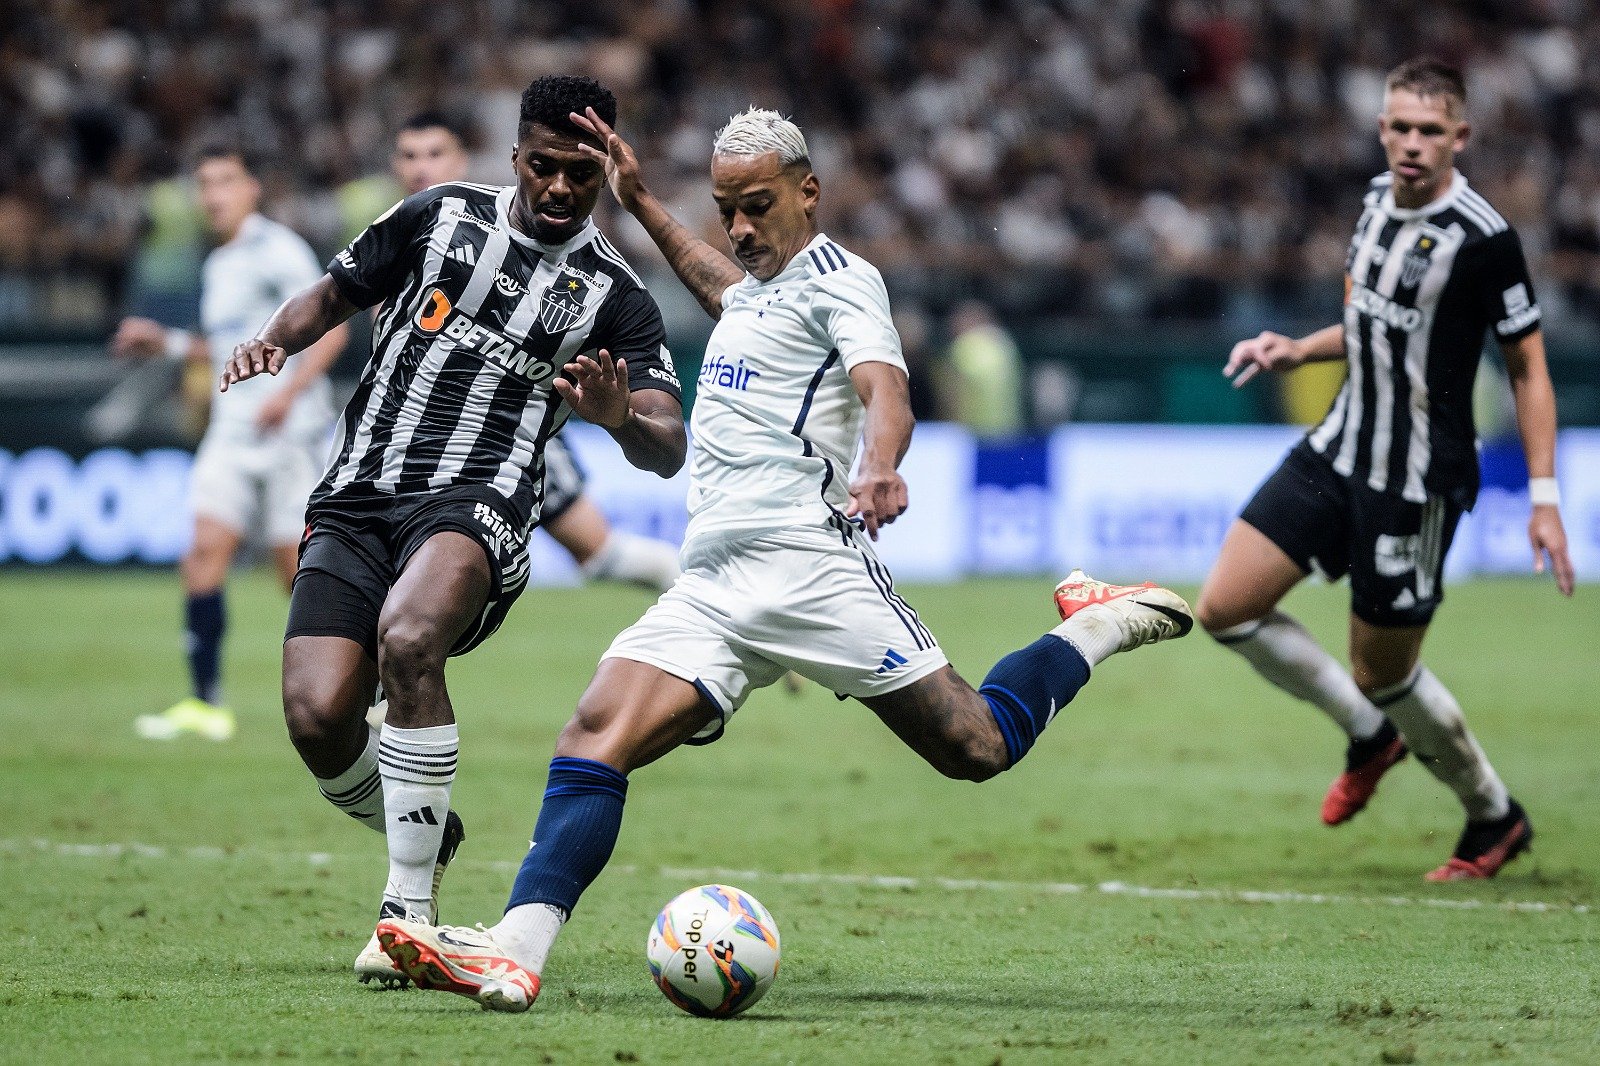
867, 570, 1191, 779
1348, 618, 1530, 880
380, 658, 718, 1011
1199, 517, 1404, 826
137, 515, 242, 741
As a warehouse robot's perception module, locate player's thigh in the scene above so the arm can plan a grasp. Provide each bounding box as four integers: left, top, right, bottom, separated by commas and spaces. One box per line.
745, 522, 947, 700
182, 514, 244, 592
1346, 488, 1461, 633
1196, 519, 1306, 632
1348, 615, 1428, 694
391, 492, 532, 657
602, 577, 787, 745
188, 437, 255, 546
378, 531, 493, 664
860, 665, 1007, 779
557, 657, 719, 773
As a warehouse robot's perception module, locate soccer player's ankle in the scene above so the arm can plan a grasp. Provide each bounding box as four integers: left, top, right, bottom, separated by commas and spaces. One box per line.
1051, 611, 1120, 667
494, 902, 568, 973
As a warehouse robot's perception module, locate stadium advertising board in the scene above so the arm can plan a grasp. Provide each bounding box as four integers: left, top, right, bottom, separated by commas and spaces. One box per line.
2, 427, 1592, 585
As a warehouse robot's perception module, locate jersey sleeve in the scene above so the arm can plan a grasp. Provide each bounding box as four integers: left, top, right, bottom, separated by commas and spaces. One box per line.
1477, 229, 1542, 342
593, 284, 683, 402
811, 266, 907, 372
326, 190, 438, 310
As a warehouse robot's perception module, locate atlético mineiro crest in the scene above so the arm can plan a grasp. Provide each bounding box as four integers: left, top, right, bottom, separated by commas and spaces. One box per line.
539, 269, 591, 333
1400, 235, 1435, 289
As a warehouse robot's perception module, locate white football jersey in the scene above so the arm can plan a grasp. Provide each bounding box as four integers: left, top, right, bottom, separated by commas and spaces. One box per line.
685, 234, 906, 543
200, 213, 333, 443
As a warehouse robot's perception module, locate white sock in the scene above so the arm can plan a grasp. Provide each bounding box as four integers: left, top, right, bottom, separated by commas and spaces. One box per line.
581, 531, 681, 592
492, 902, 567, 974
1051, 612, 1120, 667
379, 723, 458, 918
1213, 612, 1386, 740
1372, 666, 1509, 822
315, 725, 384, 832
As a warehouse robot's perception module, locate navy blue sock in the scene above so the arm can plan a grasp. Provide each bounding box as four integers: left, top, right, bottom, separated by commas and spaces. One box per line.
506, 757, 629, 915
185, 590, 226, 705
980, 635, 1091, 769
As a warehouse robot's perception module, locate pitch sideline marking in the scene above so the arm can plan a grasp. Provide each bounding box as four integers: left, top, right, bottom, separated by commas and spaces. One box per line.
4, 838, 1589, 916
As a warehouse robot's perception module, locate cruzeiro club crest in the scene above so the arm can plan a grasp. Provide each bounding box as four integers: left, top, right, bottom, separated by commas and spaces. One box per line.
539, 268, 592, 334
1400, 235, 1436, 289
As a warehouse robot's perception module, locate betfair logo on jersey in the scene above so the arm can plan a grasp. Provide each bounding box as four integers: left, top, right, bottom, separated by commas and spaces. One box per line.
414, 286, 556, 383
699, 352, 760, 391
1348, 283, 1423, 332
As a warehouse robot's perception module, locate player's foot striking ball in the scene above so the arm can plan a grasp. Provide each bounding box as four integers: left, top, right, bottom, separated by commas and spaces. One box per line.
390, 106, 1192, 1011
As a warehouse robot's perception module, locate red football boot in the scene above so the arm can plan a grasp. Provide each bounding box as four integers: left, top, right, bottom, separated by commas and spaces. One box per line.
1321, 719, 1408, 826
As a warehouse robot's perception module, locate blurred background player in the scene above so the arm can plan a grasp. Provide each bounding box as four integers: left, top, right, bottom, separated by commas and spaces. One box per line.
113, 145, 347, 741
1197, 59, 1574, 881
386, 110, 681, 594
374, 106, 1193, 1012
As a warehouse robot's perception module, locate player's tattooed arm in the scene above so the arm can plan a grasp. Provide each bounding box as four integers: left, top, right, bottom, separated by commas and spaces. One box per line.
847, 362, 913, 540
555, 349, 687, 477
571, 107, 743, 319
221, 275, 359, 392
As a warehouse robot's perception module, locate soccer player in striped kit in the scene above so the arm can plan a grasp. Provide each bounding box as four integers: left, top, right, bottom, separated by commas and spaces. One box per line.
218, 76, 687, 985
1198, 58, 1575, 881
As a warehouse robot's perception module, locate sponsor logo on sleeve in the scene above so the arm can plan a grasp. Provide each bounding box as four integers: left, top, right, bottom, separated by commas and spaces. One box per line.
1496, 283, 1540, 336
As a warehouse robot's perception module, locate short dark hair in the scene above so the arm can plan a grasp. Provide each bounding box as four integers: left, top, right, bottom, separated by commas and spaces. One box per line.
400, 110, 468, 145
1386, 58, 1467, 116
518, 74, 616, 141
196, 143, 258, 176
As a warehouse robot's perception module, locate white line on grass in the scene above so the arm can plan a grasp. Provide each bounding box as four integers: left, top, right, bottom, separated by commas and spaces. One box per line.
5, 838, 1589, 916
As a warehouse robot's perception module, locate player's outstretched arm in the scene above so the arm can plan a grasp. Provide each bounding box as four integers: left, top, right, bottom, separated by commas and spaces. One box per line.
1224, 323, 1344, 387
570, 107, 743, 320
847, 362, 913, 540
1500, 330, 1575, 596
554, 348, 686, 477
220, 275, 358, 392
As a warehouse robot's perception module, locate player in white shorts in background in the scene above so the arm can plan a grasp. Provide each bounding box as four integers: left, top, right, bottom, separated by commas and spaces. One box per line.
388, 111, 681, 593
115, 145, 347, 740
375, 107, 1194, 1013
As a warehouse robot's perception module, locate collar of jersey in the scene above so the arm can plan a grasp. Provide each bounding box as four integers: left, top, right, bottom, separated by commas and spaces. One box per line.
741, 231, 833, 288
1381, 169, 1466, 220
494, 187, 598, 255
223, 212, 267, 248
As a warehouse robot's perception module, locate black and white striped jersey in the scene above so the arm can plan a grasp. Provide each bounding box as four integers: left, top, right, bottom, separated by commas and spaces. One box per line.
1306, 171, 1541, 508
314, 182, 681, 530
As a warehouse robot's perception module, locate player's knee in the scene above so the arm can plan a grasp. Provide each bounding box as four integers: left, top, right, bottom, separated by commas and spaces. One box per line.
377, 617, 449, 685
1195, 592, 1256, 637
282, 674, 357, 758
556, 689, 629, 758
932, 724, 1009, 783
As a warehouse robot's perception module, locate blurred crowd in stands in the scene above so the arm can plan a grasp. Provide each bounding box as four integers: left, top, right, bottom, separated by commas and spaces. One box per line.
6, 0, 1600, 339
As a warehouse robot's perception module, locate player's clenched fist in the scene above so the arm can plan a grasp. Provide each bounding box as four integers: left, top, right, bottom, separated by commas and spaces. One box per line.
1224, 330, 1304, 388
221, 338, 287, 392
847, 466, 909, 540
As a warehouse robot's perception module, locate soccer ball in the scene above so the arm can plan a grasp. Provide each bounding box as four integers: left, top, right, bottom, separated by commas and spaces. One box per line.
646, 884, 780, 1017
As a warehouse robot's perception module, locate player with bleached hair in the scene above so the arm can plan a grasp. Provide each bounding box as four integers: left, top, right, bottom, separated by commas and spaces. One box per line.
374, 105, 1194, 1012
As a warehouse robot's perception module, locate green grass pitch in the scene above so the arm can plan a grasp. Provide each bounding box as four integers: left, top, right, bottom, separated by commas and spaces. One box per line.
2, 569, 1596, 1063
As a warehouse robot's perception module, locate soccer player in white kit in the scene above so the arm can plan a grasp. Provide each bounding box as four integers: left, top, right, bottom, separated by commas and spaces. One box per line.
375, 108, 1194, 1012
115, 146, 347, 740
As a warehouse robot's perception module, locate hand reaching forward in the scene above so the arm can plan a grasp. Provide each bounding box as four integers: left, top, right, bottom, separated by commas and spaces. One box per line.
221, 338, 288, 392
554, 349, 630, 430
1224, 331, 1304, 388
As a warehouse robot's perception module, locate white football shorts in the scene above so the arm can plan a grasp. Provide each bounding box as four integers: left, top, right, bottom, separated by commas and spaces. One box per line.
189, 431, 326, 545
603, 519, 948, 742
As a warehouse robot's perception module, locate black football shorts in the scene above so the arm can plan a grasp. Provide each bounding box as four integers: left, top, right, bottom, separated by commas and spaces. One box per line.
285, 487, 531, 659
1239, 442, 1464, 627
